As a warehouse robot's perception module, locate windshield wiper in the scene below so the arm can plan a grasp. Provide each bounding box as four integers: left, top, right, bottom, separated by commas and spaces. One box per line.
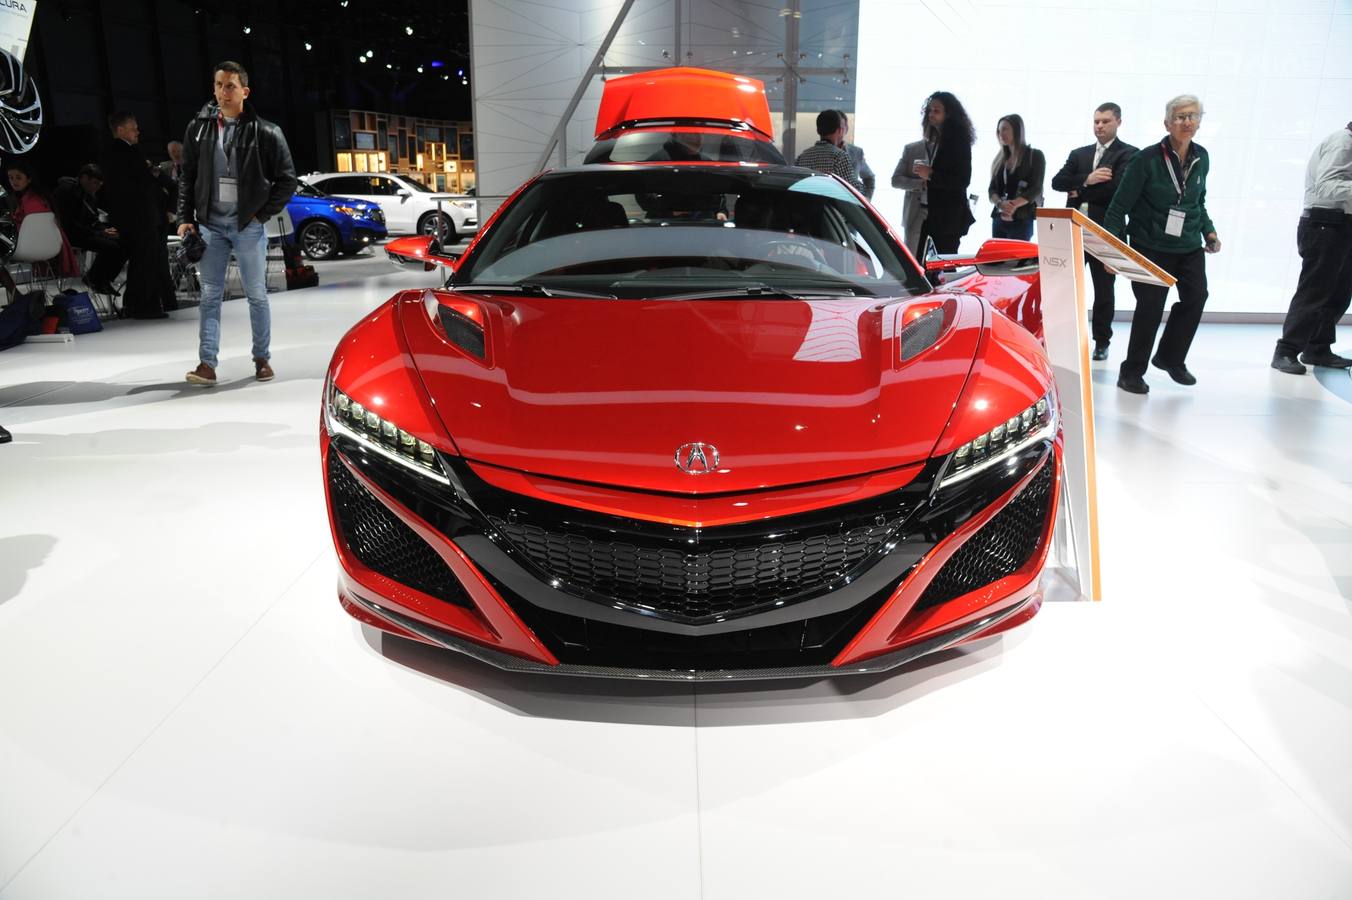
658, 282, 864, 301
453, 282, 618, 299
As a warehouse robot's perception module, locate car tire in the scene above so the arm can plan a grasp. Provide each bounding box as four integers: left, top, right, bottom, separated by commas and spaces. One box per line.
299, 221, 340, 260
418, 211, 456, 242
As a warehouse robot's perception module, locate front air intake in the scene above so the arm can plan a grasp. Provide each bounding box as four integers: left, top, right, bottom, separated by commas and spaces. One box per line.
913, 457, 1054, 611
328, 452, 471, 607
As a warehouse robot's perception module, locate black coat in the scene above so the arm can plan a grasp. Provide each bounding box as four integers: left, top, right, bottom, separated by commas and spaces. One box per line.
1050, 139, 1138, 223
100, 139, 161, 235
925, 132, 975, 236
177, 101, 297, 229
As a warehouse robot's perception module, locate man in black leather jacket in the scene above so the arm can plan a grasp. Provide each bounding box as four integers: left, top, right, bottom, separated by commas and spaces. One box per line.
177, 60, 297, 386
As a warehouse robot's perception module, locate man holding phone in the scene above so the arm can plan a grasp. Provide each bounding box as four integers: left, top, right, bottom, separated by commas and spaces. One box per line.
1051, 103, 1138, 360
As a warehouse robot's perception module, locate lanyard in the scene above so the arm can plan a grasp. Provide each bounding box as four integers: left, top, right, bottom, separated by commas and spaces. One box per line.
1161, 141, 1196, 203
217, 114, 240, 178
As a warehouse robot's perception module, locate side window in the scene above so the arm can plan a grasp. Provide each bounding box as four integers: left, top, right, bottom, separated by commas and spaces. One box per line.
318, 176, 360, 195
368, 177, 400, 196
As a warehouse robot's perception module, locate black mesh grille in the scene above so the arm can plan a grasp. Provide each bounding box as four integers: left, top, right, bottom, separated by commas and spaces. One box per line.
328, 452, 470, 607
900, 304, 946, 361
490, 513, 902, 621
915, 459, 1054, 610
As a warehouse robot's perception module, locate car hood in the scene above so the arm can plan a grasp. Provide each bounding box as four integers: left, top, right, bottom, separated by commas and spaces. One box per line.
402, 293, 983, 494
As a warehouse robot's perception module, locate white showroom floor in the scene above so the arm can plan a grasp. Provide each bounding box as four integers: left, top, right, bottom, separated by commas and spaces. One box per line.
1, 271, 1350, 898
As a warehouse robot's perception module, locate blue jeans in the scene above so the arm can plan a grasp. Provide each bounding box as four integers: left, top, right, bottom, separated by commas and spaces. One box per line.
992, 217, 1034, 241
197, 218, 270, 368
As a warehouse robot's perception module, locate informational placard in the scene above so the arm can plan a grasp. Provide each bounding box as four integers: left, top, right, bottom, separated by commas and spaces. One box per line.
1035, 208, 1175, 601
0, 0, 36, 60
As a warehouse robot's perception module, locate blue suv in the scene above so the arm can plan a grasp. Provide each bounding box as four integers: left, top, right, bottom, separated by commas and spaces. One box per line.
286, 181, 388, 259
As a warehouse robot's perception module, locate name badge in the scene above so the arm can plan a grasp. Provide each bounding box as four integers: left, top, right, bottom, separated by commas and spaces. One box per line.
219, 176, 238, 203
1165, 206, 1186, 237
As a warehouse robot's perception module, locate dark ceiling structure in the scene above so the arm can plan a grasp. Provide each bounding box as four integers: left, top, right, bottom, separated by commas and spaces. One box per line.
26, 0, 473, 174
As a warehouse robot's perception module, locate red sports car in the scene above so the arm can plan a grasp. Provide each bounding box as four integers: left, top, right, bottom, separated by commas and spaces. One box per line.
320, 75, 1059, 681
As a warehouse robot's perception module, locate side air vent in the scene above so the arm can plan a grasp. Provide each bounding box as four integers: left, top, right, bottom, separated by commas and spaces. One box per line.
899, 298, 956, 362
439, 305, 486, 359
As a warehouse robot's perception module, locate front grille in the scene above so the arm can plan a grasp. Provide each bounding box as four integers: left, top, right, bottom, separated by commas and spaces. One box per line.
490, 512, 902, 621
915, 458, 1054, 610
328, 452, 469, 607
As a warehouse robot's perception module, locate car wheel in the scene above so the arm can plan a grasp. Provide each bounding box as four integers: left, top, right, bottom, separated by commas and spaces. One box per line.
418, 212, 455, 242
299, 221, 340, 260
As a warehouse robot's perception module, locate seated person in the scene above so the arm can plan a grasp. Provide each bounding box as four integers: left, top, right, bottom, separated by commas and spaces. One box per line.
53, 164, 126, 294
3, 162, 79, 300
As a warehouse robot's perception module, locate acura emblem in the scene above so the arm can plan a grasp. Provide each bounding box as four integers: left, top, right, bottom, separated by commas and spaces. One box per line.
675, 442, 719, 474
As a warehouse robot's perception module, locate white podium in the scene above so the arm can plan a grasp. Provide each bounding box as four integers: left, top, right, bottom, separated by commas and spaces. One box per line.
1034, 208, 1176, 601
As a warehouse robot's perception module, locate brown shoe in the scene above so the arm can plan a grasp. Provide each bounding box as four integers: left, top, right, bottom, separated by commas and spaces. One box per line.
254, 358, 275, 382
186, 362, 217, 386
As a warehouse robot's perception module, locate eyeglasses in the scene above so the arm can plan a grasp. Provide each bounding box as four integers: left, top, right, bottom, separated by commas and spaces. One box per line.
1171, 113, 1202, 123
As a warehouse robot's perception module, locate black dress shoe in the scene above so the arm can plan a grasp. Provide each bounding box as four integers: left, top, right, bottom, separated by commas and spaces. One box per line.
1271, 354, 1307, 375
1117, 373, 1149, 394
1092, 343, 1109, 361
1151, 357, 1197, 385
0, 424, 11, 444
1299, 350, 1352, 369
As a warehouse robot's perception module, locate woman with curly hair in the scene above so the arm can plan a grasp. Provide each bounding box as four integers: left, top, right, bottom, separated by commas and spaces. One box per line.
912, 91, 976, 255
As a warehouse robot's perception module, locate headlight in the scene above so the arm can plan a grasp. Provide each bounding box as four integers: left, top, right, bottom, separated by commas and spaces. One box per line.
939, 390, 1057, 487
333, 205, 360, 218
451, 200, 475, 211
325, 384, 449, 484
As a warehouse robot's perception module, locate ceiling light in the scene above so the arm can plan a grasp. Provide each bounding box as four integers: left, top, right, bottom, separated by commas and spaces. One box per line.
304, 42, 312, 51
242, 25, 251, 34
358, 55, 367, 63
416, 66, 423, 73
366, 49, 374, 56
405, 26, 414, 35
385, 63, 393, 69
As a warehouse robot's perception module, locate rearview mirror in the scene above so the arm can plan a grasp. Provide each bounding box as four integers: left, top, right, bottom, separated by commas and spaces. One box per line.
924, 239, 1039, 275
386, 235, 460, 272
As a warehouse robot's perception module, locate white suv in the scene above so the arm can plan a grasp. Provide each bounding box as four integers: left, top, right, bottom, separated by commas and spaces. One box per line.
301, 173, 478, 240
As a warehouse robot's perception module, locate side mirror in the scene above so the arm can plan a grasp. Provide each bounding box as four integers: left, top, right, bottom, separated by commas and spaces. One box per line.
924, 238, 1039, 275
396, 189, 412, 199
386, 234, 460, 272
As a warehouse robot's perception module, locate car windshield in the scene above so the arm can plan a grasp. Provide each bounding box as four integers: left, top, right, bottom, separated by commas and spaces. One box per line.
453, 167, 929, 299
585, 130, 785, 165
295, 182, 325, 198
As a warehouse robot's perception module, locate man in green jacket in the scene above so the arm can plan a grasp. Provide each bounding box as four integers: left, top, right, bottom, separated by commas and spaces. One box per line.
1104, 94, 1221, 394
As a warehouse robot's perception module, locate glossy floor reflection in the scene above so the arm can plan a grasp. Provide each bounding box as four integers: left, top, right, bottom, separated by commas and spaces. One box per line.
1, 297, 1350, 897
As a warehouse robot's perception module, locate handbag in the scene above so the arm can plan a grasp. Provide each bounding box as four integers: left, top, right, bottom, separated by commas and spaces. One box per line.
55, 291, 103, 334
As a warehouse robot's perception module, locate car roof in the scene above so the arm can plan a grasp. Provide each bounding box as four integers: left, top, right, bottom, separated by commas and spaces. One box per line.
594, 67, 775, 140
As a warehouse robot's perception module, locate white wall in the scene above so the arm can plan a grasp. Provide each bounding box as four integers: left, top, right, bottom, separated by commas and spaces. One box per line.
856, 0, 1352, 313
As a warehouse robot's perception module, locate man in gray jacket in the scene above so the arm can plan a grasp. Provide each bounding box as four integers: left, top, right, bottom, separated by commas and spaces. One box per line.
891, 138, 931, 255
177, 60, 297, 386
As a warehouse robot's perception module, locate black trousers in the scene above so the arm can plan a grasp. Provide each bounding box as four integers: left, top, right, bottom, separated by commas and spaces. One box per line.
78, 233, 128, 287
1276, 215, 1352, 357
1121, 245, 1208, 378
1087, 255, 1116, 345
917, 220, 962, 256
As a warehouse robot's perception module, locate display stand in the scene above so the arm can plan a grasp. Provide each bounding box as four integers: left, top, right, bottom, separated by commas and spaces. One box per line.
1034, 208, 1176, 601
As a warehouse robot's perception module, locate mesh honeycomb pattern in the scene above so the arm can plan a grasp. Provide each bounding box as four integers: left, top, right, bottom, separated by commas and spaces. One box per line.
900, 305, 946, 361
915, 459, 1054, 611
328, 453, 470, 607
490, 515, 901, 620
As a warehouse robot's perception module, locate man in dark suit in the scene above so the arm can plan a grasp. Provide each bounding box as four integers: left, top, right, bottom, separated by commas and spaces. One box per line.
1051, 102, 1137, 359
101, 111, 177, 318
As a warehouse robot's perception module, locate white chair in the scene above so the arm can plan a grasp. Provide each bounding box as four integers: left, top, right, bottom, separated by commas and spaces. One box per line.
10, 211, 64, 291
11, 211, 63, 264
224, 209, 294, 297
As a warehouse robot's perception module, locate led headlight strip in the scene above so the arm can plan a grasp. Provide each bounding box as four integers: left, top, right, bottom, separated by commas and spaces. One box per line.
939, 391, 1057, 488
326, 384, 450, 485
